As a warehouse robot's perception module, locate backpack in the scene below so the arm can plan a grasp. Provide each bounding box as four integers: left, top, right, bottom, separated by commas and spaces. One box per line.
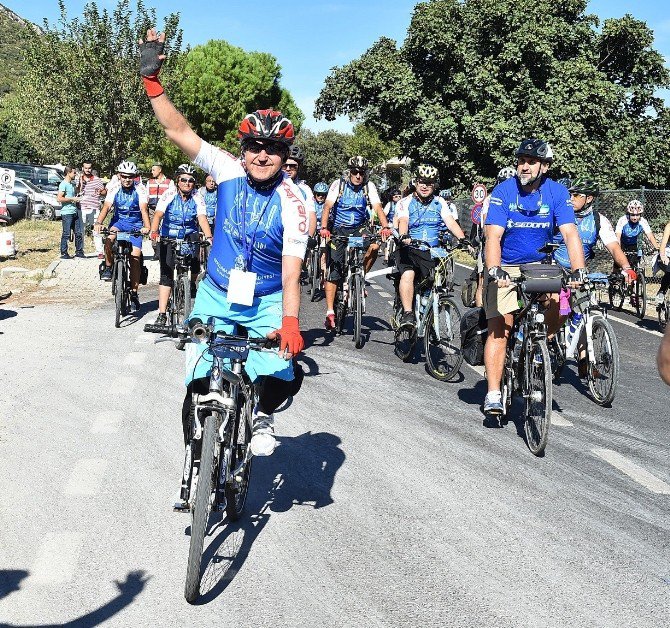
461, 267, 479, 308
461, 307, 488, 366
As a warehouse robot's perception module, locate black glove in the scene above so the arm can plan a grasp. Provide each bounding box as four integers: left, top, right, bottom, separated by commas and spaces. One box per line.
139, 39, 165, 77
307, 235, 318, 249
568, 268, 587, 284
488, 266, 510, 281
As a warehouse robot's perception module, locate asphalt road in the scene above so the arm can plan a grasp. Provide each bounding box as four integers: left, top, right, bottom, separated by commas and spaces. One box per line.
0, 260, 668, 627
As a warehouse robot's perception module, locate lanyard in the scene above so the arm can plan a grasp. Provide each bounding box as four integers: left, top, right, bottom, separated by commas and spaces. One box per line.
239, 183, 274, 270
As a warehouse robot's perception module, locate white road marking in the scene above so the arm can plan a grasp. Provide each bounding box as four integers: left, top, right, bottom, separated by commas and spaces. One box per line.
456, 262, 475, 271
90, 410, 123, 434
552, 412, 573, 427
378, 291, 392, 298
123, 352, 147, 366
29, 533, 81, 585
607, 314, 663, 337
109, 376, 135, 394
370, 284, 384, 291
134, 334, 153, 344
387, 300, 394, 306
366, 268, 392, 280
593, 448, 670, 494
64, 459, 108, 496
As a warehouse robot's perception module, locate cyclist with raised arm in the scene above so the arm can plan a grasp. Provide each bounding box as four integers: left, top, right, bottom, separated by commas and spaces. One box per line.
140, 28, 307, 459
94, 161, 150, 312
320, 156, 391, 330
483, 138, 586, 416
148, 164, 213, 329
395, 164, 466, 327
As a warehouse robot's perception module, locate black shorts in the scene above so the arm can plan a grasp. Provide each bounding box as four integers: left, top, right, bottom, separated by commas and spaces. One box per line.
158, 239, 201, 288
326, 225, 371, 282
396, 246, 434, 283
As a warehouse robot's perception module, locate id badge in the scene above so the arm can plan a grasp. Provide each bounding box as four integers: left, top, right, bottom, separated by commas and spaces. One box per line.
227, 268, 257, 305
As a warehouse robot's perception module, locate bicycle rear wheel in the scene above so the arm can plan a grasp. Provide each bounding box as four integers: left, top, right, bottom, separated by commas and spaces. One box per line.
635, 273, 647, 319
114, 261, 124, 328
353, 274, 363, 348
523, 337, 552, 456
586, 316, 620, 406
310, 247, 320, 301
424, 297, 463, 381
225, 385, 254, 521
184, 411, 220, 604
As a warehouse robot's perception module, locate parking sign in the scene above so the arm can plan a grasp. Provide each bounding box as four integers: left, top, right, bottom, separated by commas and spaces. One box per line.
0, 168, 15, 194
471, 183, 487, 205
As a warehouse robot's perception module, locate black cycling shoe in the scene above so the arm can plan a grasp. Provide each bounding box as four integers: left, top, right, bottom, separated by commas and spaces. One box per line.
100, 266, 112, 281
399, 310, 415, 327
130, 291, 140, 313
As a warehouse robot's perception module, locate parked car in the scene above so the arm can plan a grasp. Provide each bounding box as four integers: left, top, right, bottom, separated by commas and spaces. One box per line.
0, 162, 63, 193
3, 188, 29, 223
15, 178, 62, 220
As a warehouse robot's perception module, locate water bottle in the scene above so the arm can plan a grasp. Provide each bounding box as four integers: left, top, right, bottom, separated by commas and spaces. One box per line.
512, 326, 524, 362
420, 289, 430, 312
566, 312, 584, 358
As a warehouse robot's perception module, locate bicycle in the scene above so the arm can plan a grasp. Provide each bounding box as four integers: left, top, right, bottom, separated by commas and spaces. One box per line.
306, 234, 321, 301
550, 273, 620, 406
101, 228, 145, 328
608, 249, 647, 319
497, 262, 564, 456
390, 236, 465, 381
330, 233, 381, 348
179, 319, 278, 604
658, 290, 670, 331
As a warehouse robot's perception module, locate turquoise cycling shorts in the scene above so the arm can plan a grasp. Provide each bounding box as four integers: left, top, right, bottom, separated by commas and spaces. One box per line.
184, 276, 294, 385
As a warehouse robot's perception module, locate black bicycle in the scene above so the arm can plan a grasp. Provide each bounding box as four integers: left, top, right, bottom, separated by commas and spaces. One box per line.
608, 249, 647, 319
163, 235, 199, 349
306, 235, 321, 301
180, 319, 279, 603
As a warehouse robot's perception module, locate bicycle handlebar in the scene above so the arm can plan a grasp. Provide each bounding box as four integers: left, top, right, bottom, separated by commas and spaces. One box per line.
188, 318, 280, 350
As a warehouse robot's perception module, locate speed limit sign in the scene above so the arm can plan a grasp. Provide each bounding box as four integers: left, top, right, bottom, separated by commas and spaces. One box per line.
0, 168, 15, 194
471, 183, 487, 204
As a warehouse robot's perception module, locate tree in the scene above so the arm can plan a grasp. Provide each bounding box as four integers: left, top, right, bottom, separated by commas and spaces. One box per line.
174, 40, 304, 153
346, 123, 401, 168
294, 129, 350, 186
3, 0, 183, 174
315, 0, 670, 190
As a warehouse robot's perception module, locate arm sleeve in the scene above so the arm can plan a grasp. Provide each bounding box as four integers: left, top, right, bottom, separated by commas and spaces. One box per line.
484, 187, 508, 228
136, 185, 148, 204
300, 183, 316, 214
438, 198, 453, 224
367, 181, 381, 205
155, 189, 174, 213
103, 187, 116, 204
615, 216, 626, 234
194, 194, 207, 216
281, 186, 309, 259
640, 217, 652, 234
598, 214, 618, 246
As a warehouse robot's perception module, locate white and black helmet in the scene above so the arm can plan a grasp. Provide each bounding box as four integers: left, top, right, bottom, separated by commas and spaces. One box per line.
117, 160, 138, 175
175, 163, 196, 176
497, 166, 516, 182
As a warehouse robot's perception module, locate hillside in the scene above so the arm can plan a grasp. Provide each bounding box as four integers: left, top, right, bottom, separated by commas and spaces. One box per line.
0, 4, 41, 97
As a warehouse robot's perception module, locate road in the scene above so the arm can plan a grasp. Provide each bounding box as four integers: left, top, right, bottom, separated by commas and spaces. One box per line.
0, 259, 668, 627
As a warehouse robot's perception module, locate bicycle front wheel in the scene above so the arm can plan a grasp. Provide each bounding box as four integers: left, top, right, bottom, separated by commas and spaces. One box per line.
424, 297, 463, 381
353, 273, 363, 348
225, 385, 254, 521
310, 247, 320, 301
114, 262, 124, 328
659, 297, 670, 331
635, 273, 647, 319
586, 316, 620, 406
185, 411, 220, 604
523, 337, 552, 456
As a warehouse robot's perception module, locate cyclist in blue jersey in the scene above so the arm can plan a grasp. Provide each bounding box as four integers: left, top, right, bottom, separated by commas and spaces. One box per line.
395, 164, 466, 326
149, 164, 213, 328
141, 27, 308, 459
483, 138, 587, 416
383, 187, 402, 264
95, 161, 150, 311
313, 181, 329, 276
319, 155, 392, 330
283, 145, 316, 237
615, 200, 659, 260
197, 174, 217, 228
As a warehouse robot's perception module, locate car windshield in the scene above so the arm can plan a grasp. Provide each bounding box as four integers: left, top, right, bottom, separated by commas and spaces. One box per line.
35, 168, 63, 187
16, 178, 41, 193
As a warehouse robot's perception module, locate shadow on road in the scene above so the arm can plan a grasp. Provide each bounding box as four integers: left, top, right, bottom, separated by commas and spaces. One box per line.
0, 569, 151, 627
0, 307, 17, 322
194, 430, 345, 604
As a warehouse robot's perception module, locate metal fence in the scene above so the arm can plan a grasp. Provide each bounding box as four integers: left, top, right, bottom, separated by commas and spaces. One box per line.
453, 188, 669, 285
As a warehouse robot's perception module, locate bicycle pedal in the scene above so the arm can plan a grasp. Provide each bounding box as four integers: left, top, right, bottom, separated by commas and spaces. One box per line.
173, 501, 190, 513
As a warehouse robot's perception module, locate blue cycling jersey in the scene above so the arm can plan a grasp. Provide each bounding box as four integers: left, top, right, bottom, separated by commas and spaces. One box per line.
398, 196, 449, 248
553, 212, 598, 268
619, 220, 645, 248
332, 181, 369, 229
112, 186, 143, 226
157, 189, 205, 239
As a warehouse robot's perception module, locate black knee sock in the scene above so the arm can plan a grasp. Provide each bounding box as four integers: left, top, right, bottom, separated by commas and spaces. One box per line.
661, 273, 670, 294
257, 376, 294, 415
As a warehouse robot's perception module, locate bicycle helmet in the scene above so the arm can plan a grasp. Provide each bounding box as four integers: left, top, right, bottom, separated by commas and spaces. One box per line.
514, 138, 553, 163
314, 182, 329, 195
175, 164, 196, 177
238, 109, 295, 145
414, 163, 439, 184
556, 177, 572, 188
626, 199, 644, 215
288, 145, 304, 162
348, 156, 368, 170
497, 166, 516, 182
117, 160, 137, 175
569, 177, 599, 197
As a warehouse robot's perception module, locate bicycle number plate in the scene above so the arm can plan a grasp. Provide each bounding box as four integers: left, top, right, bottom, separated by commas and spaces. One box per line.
210, 339, 250, 361
587, 272, 609, 285
116, 232, 132, 242
430, 247, 447, 259
348, 236, 365, 248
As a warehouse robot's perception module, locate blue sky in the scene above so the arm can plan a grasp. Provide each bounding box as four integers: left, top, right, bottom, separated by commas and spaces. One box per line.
3, 0, 669, 133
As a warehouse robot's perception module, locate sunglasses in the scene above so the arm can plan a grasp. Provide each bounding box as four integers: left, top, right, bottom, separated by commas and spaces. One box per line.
178, 177, 196, 184
350, 168, 365, 176
244, 141, 286, 156
416, 178, 436, 186
283, 163, 299, 170
119, 174, 134, 180
570, 192, 586, 198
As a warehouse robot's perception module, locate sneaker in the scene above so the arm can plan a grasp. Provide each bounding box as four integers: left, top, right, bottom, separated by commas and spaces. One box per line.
154, 312, 167, 327
399, 310, 415, 327
324, 313, 336, 331
577, 357, 588, 379
130, 291, 140, 313
483, 391, 503, 415
75, 251, 86, 258
250, 409, 276, 456
656, 292, 666, 306
60, 253, 72, 260
101, 266, 112, 281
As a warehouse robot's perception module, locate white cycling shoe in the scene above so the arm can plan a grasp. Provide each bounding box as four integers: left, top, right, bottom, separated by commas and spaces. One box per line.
250, 409, 277, 457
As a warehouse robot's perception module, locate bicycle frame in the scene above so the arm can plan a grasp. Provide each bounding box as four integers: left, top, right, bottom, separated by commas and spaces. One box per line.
414, 247, 455, 340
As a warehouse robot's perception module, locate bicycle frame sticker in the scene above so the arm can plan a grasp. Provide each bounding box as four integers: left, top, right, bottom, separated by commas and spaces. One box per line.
116, 232, 132, 242
211, 339, 251, 361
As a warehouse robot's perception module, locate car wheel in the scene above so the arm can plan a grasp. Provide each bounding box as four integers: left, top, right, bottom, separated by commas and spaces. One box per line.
44, 205, 56, 221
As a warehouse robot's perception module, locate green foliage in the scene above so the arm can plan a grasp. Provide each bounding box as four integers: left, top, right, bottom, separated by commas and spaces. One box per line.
346, 123, 401, 167
294, 129, 350, 186
174, 40, 304, 153
3, 0, 183, 174
315, 0, 670, 189
0, 6, 36, 98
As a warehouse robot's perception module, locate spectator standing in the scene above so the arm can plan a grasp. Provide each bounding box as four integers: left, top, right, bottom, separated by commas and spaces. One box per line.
78, 161, 107, 258
146, 162, 173, 260
57, 166, 83, 259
